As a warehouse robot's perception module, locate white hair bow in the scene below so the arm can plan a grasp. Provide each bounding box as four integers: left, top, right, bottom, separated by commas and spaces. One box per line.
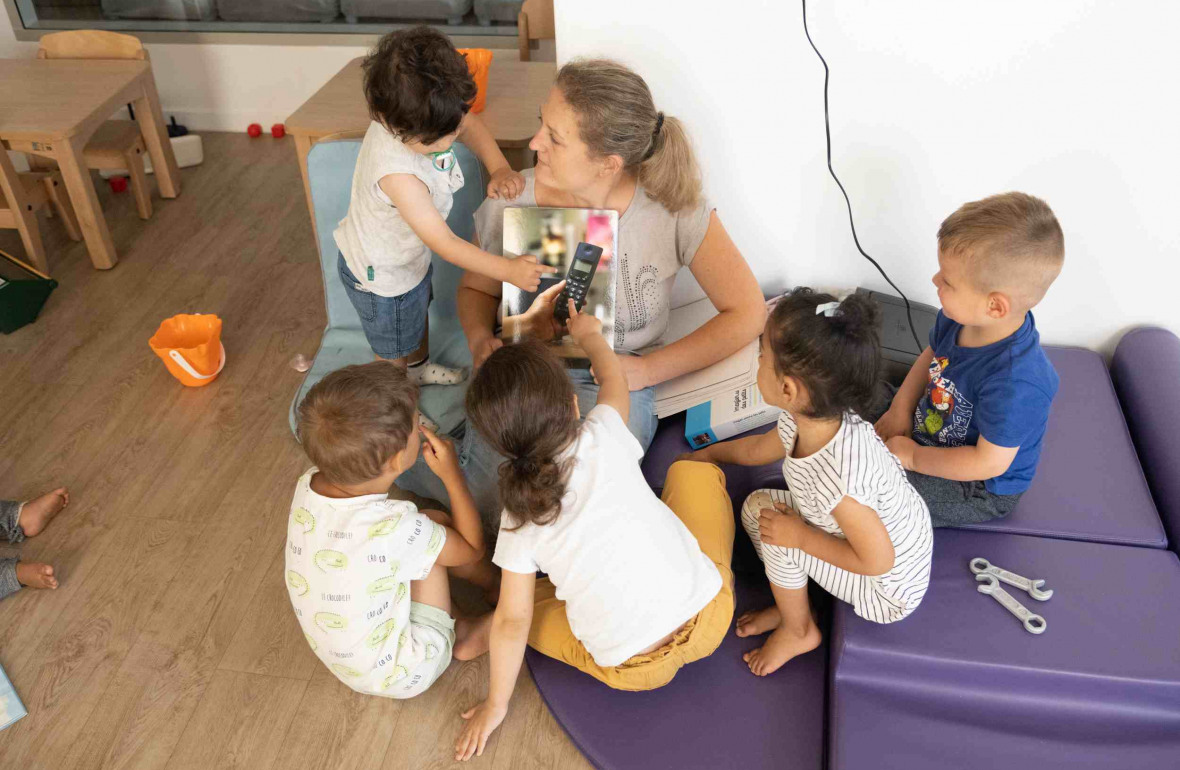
815, 301, 840, 317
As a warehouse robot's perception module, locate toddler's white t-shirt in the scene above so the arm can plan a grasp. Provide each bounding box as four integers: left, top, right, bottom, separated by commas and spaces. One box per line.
285, 468, 447, 696
493, 405, 722, 667
334, 121, 465, 297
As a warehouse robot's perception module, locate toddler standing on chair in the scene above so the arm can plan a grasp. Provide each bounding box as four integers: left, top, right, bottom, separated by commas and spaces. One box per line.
334, 26, 555, 402
683, 290, 933, 676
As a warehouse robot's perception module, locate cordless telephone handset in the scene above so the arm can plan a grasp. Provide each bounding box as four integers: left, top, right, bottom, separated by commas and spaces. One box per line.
553, 242, 604, 323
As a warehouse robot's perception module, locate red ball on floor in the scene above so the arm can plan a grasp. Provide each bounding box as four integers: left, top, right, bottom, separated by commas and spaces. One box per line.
247, 123, 263, 138
109, 176, 128, 193
271, 123, 285, 138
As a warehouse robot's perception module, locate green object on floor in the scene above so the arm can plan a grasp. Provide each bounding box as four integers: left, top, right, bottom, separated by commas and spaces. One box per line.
0, 249, 57, 334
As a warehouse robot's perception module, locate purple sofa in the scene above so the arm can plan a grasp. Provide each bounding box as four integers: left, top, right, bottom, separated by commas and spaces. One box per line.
528, 330, 1180, 769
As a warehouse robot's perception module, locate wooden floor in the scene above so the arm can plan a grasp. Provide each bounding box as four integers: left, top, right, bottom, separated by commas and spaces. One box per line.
0, 133, 591, 770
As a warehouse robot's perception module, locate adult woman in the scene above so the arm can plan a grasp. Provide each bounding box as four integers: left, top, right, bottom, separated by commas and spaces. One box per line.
402, 59, 765, 529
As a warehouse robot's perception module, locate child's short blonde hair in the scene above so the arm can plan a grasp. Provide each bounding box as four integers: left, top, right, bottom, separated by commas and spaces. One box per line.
296, 362, 419, 485
938, 192, 1064, 308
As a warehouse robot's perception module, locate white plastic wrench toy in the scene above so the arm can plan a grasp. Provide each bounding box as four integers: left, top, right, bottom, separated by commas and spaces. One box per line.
970, 557, 1052, 635
975, 575, 1047, 634
969, 557, 1053, 600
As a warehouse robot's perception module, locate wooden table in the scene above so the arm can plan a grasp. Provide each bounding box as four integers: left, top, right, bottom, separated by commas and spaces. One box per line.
286, 57, 555, 228
0, 58, 181, 270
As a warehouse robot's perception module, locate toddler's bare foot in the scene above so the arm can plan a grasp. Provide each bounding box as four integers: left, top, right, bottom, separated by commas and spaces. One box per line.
16, 562, 59, 590
735, 605, 782, 637
743, 621, 821, 676
19, 487, 69, 538
453, 611, 494, 661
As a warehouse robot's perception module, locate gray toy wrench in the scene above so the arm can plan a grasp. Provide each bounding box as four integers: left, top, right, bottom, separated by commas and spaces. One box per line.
969, 557, 1054, 601
975, 574, 1047, 634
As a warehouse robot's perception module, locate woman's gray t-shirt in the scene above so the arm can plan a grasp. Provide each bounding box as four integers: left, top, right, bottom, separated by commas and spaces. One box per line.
473, 170, 714, 354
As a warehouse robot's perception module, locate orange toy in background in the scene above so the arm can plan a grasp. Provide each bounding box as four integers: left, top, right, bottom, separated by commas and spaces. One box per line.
149, 314, 225, 387
458, 48, 493, 113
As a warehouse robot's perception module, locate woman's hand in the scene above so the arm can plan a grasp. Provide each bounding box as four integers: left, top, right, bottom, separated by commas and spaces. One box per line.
487, 167, 525, 200
759, 502, 809, 549
470, 335, 503, 370
455, 700, 508, 761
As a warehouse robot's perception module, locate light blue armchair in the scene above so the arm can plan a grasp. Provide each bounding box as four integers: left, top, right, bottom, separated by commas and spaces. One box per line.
288, 137, 485, 438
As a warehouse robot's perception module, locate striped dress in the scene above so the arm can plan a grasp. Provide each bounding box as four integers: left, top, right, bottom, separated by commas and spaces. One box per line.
741, 411, 933, 624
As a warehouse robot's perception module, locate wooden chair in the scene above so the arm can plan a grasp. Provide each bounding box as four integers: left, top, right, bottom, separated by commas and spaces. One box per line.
35, 30, 153, 220
0, 147, 83, 273
517, 0, 554, 62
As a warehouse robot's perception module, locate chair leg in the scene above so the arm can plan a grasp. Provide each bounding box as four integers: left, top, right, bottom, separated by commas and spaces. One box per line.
126, 146, 152, 220
42, 176, 82, 242
15, 208, 49, 274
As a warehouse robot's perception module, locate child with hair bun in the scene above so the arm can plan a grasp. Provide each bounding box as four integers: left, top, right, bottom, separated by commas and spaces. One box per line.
684, 289, 933, 677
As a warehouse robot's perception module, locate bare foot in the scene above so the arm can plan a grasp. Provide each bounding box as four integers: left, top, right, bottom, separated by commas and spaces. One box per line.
18, 487, 69, 538
16, 562, 58, 590
453, 611, 494, 661
743, 621, 822, 676
735, 605, 782, 638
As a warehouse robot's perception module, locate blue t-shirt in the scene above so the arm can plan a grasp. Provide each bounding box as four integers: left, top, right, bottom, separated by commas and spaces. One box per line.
911, 311, 1058, 495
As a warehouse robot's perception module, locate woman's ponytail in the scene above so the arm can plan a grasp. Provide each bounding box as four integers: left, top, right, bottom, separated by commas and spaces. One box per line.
556, 59, 702, 212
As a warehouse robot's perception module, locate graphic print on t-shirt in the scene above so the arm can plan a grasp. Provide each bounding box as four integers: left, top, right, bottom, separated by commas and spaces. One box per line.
913, 355, 974, 446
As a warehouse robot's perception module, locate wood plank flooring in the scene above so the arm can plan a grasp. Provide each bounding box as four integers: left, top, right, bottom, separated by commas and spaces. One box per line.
0, 133, 590, 770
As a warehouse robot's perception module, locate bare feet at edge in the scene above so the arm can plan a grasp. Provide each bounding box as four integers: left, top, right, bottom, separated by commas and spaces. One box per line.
453, 611, 494, 661
19, 487, 69, 538
16, 562, 58, 590
735, 605, 782, 637
743, 621, 822, 677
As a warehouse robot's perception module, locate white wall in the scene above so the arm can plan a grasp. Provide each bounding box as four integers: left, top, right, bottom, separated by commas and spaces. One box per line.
558, 1, 1180, 353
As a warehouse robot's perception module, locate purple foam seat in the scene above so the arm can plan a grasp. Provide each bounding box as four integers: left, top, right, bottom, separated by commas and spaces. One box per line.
1112, 327, 1180, 553
642, 346, 1167, 548
957, 346, 1165, 547
525, 572, 826, 770
830, 529, 1180, 770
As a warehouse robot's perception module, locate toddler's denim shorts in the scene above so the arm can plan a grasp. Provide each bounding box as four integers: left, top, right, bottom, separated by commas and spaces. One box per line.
338, 253, 432, 360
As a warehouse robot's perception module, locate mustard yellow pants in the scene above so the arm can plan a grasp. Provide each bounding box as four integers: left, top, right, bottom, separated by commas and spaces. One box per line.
527, 461, 736, 690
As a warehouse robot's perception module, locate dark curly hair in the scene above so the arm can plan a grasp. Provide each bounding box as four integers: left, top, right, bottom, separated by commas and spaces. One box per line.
466, 339, 580, 530
362, 26, 476, 145
765, 288, 882, 420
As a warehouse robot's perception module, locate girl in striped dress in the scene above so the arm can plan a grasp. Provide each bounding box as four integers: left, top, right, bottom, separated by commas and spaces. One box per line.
684, 289, 932, 676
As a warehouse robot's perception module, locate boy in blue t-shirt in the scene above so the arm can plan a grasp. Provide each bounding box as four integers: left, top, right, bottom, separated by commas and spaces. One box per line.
876, 192, 1063, 527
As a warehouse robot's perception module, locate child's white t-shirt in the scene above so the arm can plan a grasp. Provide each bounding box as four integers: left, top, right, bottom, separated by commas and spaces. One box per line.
285, 468, 447, 695
492, 405, 722, 667
333, 121, 465, 297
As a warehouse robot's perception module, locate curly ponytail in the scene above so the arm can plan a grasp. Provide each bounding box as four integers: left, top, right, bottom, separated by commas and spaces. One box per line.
466, 339, 581, 529
766, 289, 883, 420
556, 59, 702, 213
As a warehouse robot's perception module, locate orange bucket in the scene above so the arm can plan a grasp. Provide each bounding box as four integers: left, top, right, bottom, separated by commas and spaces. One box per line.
149, 313, 225, 387
459, 48, 493, 113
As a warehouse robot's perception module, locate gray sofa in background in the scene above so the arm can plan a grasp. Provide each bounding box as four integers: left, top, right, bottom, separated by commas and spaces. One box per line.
473, 0, 521, 25
101, 0, 216, 20
342, 0, 472, 24
216, 0, 340, 22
